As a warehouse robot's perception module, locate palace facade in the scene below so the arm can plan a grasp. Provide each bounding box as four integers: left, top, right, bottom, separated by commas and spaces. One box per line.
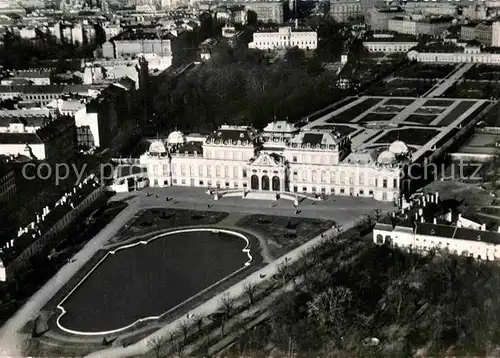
127, 121, 410, 202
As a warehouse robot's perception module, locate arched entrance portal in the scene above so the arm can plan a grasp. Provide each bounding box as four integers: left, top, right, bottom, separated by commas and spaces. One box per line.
272, 176, 280, 191
251, 175, 259, 190
261, 175, 270, 191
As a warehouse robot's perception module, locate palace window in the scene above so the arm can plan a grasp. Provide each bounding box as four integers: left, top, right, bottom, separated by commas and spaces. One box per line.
369, 189, 373, 195
293, 186, 298, 192
375, 178, 378, 187
181, 179, 186, 184
382, 192, 387, 201
359, 189, 364, 195
302, 187, 307, 192
198, 165, 204, 177
173, 179, 177, 184
181, 165, 186, 176
359, 173, 364, 185
216, 166, 221, 177
340, 172, 345, 184
199, 180, 204, 186
171, 164, 176, 175
383, 179, 387, 188
331, 188, 335, 194
293, 156, 297, 162
233, 166, 238, 179
243, 169, 247, 178
393, 178, 398, 188
340, 188, 345, 194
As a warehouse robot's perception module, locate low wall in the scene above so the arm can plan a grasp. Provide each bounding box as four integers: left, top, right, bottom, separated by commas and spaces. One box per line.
7, 185, 106, 280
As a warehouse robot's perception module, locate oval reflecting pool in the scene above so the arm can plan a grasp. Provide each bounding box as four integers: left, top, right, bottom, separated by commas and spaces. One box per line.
57, 228, 254, 335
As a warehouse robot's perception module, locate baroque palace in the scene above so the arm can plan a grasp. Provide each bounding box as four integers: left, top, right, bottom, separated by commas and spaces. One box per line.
114, 121, 410, 202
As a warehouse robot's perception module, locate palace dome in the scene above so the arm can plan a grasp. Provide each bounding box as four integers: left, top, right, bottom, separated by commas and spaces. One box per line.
377, 150, 396, 164
148, 140, 167, 154
389, 140, 409, 155
167, 131, 186, 145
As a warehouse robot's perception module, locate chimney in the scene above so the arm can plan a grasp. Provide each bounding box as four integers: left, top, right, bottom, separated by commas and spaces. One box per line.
433, 218, 437, 224
415, 212, 418, 220
481, 223, 486, 231
427, 193, 431, 202
446, 209, 452, 222
422, 196, 426, 206
435, 190, 439, 202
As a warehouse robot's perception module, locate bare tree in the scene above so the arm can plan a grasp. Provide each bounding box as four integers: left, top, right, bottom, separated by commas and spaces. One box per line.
307, 286, 353, 348
178, 320, 189, 342
218, 292, 235, 336
276, 262, 289, 287
244, 281, 258, 305
147, 335, 166, 358
192, 314, 204, 334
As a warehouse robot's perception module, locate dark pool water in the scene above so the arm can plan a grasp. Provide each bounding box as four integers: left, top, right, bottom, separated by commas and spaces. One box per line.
58, 230, 251, 333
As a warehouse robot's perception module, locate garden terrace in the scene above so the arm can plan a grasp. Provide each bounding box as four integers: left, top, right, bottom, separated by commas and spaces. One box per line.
404, 114, 438, 125
374, 128, 440, 146
393, 63, 455, 79
306, 97, 358, 122
311, 124, 358, 137
423, 99, 454, 107
464, 64, 500, 81
366, 79, 436, 97
236, 214, 334, 258
443, 80, 500, 99
326, 98, 383, 123
112, 208, 229, 243
383, 98, 415, 106
437, 101, 476, 126
373, 105, 404, 113
415, 107, 445, 114
358, 113, 397, 122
